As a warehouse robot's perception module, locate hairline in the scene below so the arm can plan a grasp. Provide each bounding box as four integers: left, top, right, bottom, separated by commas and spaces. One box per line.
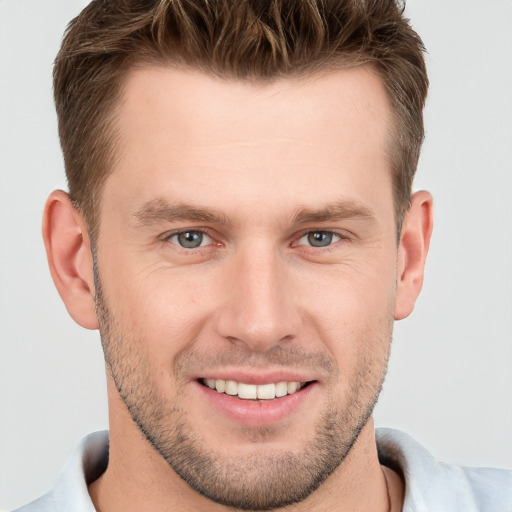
85, 59, 407, 245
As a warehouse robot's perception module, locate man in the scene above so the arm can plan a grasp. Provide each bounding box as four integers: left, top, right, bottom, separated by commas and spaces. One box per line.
12, 1, 511, 511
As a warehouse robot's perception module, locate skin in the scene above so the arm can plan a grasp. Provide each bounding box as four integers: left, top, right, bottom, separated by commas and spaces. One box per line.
43, 65, 433, 511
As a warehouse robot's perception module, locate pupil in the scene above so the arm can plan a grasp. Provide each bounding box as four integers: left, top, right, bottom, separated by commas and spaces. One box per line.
308, 231, 332, 247
178, 231, 202, 248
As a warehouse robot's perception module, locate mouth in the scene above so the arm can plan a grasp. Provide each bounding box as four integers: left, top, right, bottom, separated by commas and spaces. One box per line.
195, 376, 318, 426
200, 378, 312, 400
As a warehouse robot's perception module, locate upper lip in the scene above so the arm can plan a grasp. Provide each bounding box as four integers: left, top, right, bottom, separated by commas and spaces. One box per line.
192, 370, 317, 385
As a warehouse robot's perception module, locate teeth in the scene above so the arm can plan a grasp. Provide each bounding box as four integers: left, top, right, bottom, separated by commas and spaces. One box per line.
275, 381, 288, 397
287, 381, 299, 394
225, 380, 238, 396
203, 379, 305, 400
238, 383, 257, 399
257, 383, 275, 400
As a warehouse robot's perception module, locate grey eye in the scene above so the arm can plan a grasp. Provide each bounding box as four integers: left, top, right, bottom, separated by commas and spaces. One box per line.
298, 231, 341, 248
171, 231, 211, 249
308, 231, 332, 247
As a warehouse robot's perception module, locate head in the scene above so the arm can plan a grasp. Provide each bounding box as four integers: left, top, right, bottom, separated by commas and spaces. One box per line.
54, 0, 427, 243
45, 1, 433, 510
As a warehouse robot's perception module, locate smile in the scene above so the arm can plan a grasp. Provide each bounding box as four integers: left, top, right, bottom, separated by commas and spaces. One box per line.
201, 379, 307, 400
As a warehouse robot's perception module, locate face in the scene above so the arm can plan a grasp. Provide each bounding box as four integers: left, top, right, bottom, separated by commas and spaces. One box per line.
94, 66, 399, 509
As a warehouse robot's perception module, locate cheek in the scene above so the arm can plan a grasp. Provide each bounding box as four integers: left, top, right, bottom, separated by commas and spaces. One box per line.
298, 260, 396, 365
99, 257, 218, 371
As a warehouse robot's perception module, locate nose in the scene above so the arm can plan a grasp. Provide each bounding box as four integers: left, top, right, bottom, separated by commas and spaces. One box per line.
215, 243, 302, 352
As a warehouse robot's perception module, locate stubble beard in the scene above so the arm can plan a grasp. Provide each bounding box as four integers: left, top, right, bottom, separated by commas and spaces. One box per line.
94, 271, 393, 511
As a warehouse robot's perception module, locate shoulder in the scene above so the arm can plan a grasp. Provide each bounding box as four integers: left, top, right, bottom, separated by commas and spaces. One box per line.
11, 431, 109, 512
376, 428, 512, 512
11, 493, 56, 512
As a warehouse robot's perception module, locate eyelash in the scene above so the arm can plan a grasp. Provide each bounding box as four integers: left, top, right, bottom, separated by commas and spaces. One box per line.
163, 229, 218, 251
162, 229, 347, 252
295, 231, 343, 249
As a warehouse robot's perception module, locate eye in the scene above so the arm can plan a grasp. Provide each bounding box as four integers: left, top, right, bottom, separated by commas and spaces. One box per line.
168, 230, 213, 249
297, 231, 341, 248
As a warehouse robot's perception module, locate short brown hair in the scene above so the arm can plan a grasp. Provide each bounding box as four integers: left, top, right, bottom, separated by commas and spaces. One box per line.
54, 0, 428, 241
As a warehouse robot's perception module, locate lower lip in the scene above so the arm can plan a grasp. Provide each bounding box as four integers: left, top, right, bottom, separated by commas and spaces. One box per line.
194, 381, 317, 427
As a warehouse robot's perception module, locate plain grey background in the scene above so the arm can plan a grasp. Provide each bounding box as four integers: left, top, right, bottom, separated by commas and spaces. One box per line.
1, 0, 511, 509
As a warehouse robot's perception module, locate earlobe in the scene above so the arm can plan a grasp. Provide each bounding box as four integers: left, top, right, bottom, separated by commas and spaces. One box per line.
42, 190, 98, 329
394, 190, 434, 320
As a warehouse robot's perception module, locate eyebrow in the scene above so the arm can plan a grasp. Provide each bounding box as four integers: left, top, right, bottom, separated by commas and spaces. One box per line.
132, 199, 231, 226
132, 198, 375, 227
291, 200, 376, 225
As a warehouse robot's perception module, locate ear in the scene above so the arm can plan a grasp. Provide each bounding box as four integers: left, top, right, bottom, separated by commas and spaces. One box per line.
394, 190, 434, 320
42, 190, 98, 329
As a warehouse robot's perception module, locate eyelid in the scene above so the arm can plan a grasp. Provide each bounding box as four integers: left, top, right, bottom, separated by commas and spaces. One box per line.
162, 227, 209, 238
291, 229, 349, 250
161, 228, 218, 249
159, 227, 349, 252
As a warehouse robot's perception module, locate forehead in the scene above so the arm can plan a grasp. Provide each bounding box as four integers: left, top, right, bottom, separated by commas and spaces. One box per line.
118, 63, 391, 149
104, 64, 393, 227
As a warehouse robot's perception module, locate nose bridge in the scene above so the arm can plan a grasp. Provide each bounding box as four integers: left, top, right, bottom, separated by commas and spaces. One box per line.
216, 241, 301, 350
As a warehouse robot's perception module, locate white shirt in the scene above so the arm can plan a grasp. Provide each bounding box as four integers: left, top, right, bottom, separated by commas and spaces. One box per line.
13, 428, 512, 512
